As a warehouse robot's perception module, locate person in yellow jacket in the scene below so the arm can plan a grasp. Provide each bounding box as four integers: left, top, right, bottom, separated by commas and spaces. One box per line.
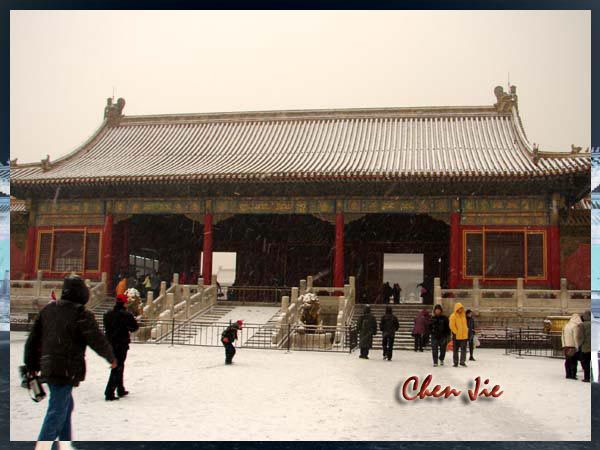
449, 302, 469, 367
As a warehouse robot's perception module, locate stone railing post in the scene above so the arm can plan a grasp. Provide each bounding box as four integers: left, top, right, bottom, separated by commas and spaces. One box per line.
291, 287, 299, 304
349, 276, 356, 304
472, 278, 480, 310
211, 274, 217, 286
560, 278, 569, 314
183, 285, 191, 319
299, 280, 306, 296
281, 295, 289, 313
173, 273, 179, 285
35, 270, 43, 297
516, 278, 524, 311
343, 283, 350, 299
307, 276, 313, 292
160, 281, 166, 298
166, 293, 175, 319
146, 290, 154, 306
434, 277, 442, 306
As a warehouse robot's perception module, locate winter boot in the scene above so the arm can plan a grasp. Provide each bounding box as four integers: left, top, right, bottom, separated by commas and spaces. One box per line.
105, 395, 119, 401
117, 390, 129, 397
440, 360, 444, 366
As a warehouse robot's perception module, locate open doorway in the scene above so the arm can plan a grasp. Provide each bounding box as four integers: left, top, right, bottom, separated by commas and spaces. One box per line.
383, 253, 424, 303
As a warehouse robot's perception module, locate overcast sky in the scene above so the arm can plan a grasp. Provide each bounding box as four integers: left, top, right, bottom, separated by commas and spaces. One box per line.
10, 10, 590, 164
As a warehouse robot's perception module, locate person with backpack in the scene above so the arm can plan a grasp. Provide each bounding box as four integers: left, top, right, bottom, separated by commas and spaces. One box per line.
24, 275, 116, 447
103, 294, 140, 401
221, 320, 243, 364
380, 306, 399, 361
429, 304, 450, 366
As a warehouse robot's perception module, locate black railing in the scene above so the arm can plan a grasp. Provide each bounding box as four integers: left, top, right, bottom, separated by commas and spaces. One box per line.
130, 318, 356, 353
505, 328, 562, 358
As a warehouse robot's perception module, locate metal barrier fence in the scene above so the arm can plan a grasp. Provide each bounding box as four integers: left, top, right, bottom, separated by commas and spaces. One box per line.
223, 286, 291, 303
505, 328, 562, 358
130, 318, 357, 353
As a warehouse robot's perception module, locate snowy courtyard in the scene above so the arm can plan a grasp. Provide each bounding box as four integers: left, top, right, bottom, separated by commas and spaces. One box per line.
10, 332, 590, 441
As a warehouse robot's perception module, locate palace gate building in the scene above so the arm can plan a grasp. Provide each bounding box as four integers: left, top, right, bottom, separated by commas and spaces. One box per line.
10, 86, 591, 303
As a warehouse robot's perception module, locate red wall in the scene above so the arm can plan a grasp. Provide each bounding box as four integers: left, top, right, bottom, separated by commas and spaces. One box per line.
563, 244, 590, 290
10, 239, 26, 279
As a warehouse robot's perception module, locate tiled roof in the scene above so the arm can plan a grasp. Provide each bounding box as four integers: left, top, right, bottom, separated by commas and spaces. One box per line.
10, 197, 27, 213
10, 88, 590, 186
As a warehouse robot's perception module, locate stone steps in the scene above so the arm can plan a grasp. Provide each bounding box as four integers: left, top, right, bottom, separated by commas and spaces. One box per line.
163, 305, 237, 344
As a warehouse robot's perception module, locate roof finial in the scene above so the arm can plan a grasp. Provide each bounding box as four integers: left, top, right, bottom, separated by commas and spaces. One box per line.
493, 84, 518, 113
103, 96, 126, 125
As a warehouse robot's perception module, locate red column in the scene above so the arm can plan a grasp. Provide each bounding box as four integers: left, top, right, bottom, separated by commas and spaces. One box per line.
102, 214, 113, 287
202, 213, 213, 285
448, 212, 461, 289
24, 226, 37, 279
548, 225, 561, 289
334, 212, 344, 288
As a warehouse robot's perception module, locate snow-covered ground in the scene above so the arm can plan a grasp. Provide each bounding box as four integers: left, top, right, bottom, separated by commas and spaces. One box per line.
10, 332, 589, 441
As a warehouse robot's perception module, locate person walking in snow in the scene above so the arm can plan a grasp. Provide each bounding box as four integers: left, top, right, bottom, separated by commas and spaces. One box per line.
24, 275, 116, 447
449, 302, 469, 367
466, 309, 477, 361
579, 310, 592, 382
103, 294, 140, 401
429, 304, 450, 366
562, 313, 584, 379
412, 309, 429, 352
221, 320, 243, 364
380, 306, 399, 361
357, 305, 377, 359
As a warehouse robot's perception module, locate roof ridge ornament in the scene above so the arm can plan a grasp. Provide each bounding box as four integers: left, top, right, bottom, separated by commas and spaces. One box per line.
493, 85, 518, 113
41, 154, 51, 171
570, 144, 588, 154
532, 143, 540, 164
104, 97, 126, 126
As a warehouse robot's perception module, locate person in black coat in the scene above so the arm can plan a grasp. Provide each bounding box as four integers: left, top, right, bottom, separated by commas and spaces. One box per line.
222, 320, 243, 364
466, 309, 476, 361
24, 275, 116, 442
103, 294, 140, 400
357, 305, 377, 359
380, 306, 400, 361
429, 304, 450, 366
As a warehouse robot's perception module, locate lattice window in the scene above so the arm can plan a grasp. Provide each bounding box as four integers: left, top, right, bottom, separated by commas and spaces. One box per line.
37, 233, 53, 271
526, 233, 545, 278
485, 232, 524, 278
85, 233, 101, 271
52, 232, 84, 272
465, 232, 483, 277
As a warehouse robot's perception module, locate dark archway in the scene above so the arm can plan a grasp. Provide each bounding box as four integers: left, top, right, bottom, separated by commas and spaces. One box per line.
113, 214, 202, 285
345, 214, 450, 304
213, 214, 334, 287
